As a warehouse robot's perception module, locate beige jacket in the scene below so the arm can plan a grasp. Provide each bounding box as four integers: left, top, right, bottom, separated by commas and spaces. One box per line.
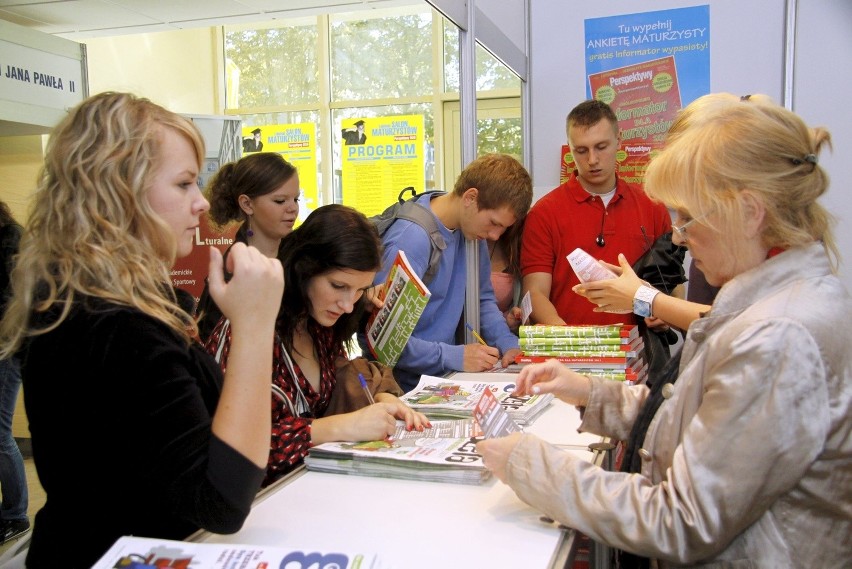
505, 243, 851, 568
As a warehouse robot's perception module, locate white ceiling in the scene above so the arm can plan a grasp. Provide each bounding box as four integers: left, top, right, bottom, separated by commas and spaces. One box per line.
0, 0, 421, 39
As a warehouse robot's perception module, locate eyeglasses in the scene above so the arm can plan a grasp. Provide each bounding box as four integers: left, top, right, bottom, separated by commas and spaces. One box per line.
671, 214, 705, 242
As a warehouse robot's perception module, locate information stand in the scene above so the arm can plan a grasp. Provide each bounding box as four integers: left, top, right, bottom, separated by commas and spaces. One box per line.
191, 370, 607, 568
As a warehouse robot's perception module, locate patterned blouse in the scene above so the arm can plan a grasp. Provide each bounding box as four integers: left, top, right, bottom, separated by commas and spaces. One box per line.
205, 318, 344, 486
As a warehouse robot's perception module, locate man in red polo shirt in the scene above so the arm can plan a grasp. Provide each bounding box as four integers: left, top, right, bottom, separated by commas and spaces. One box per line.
521, 99, 671, 326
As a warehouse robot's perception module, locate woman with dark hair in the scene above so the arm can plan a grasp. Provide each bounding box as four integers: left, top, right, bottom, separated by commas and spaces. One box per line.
206, 204, 429, 484
488, 219, 525, 334
196, 152, 299, 342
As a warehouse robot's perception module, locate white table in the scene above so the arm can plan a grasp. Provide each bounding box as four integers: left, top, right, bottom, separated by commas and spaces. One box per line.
193, 371, 606, 569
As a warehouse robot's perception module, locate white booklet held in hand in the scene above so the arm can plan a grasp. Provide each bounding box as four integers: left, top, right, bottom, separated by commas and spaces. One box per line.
566, 248, 632, 313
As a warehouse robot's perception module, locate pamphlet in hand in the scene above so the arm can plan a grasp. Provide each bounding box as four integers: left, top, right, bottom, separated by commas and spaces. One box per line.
520, 289, 533, 326
566, 248, 631, 313
93, 535, 387, 569
366, 250, 431, 367
473, 388, 522, 439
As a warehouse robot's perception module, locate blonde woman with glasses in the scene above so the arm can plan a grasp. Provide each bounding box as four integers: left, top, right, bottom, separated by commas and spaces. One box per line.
478, 93, 851, 567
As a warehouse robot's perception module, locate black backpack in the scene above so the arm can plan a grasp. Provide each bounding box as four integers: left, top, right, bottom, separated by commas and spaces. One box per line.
369, 187, 447, 286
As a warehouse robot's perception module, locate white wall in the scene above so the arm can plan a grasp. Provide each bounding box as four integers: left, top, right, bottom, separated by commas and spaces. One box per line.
793, 0, 852, 292
529, 0, 852, 293
84, 27, 219, 115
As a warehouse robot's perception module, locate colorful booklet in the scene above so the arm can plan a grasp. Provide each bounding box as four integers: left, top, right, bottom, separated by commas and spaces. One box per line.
93, 535, 386, 569
400, 375, 553, 425
473, 388, 521, 439
365, 250, 431, 367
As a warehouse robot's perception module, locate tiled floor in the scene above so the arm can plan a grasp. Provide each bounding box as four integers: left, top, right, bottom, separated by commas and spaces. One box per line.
0, 456, 45, 556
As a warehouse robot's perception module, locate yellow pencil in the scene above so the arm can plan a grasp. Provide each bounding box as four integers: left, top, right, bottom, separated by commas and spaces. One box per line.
465, 322, 488, 346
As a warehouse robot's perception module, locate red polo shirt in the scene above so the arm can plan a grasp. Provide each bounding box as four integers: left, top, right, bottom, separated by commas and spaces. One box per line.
521, 172, 671, 325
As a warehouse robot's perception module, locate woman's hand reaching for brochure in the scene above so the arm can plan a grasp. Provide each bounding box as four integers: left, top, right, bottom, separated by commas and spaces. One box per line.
375, 393, 432, 432
477, 432, 523, 483
572, 253, 643, 313
513, 360, 591, 407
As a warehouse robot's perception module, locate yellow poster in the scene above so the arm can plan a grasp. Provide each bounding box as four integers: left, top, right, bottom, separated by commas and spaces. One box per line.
242, 124, 319, 223
340, 115, 425, 216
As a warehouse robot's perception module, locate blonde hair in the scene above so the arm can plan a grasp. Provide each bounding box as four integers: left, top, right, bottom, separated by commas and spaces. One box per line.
0, 92, 205, 357
645, 93, 837, 270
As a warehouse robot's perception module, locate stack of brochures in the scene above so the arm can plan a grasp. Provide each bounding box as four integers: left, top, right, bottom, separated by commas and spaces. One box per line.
514, 324, 647, 383
94, 535, 386, 569
305, 419, 490, 485
399, 375, 554, 426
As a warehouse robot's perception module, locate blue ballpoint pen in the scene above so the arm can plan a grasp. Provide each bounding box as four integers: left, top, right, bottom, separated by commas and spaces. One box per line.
358, 373, 376, 405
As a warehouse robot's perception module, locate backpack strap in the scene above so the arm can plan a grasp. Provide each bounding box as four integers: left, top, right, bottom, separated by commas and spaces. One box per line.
393, 194, 447, 286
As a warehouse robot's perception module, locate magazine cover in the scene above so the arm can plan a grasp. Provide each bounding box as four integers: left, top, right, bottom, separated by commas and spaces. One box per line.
399, 375, 553, 424
93, 536, 386, 569
366, 250, 431, 367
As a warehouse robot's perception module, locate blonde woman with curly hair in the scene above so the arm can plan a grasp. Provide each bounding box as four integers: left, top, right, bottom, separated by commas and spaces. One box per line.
0, 92, 283, 568
478, 94, 851, 568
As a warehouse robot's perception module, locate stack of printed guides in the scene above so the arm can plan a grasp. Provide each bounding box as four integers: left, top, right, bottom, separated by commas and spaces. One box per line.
515, 324, 648, 383
305, 418, 489, 485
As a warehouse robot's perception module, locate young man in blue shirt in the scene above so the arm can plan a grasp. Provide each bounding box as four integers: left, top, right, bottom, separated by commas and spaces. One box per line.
366, 154, 532, 392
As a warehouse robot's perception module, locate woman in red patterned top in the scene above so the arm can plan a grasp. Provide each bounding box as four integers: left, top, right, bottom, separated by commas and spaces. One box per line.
207, 204, 429, 485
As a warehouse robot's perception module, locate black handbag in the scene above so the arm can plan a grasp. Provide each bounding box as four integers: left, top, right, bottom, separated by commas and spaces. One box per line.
632, 232, 687, 379
632, 231, 686, 295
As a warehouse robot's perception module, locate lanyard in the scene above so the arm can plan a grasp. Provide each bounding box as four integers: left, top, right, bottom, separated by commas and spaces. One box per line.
277, 343, 313, 418
215, 319, 312, 419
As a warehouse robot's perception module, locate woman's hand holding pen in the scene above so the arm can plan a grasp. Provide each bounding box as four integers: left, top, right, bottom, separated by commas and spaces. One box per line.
313, 404, 397, 443
514, 360, 591, 407
572, 253, 645, 313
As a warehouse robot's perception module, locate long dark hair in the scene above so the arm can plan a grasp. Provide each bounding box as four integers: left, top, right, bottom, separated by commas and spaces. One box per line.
276, 204, 382, 351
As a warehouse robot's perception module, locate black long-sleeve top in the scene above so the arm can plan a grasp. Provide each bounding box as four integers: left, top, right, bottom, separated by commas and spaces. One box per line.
20, 297, 264, 568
